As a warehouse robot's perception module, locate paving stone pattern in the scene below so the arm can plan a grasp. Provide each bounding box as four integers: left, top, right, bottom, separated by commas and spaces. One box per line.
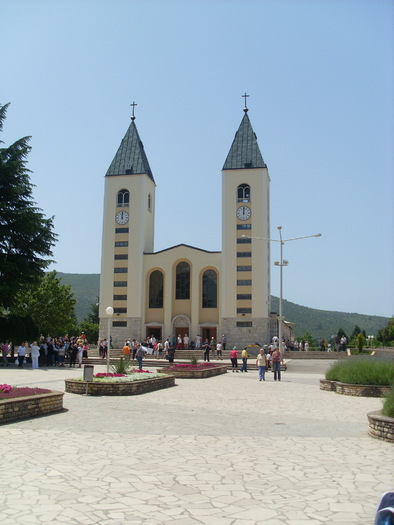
0, 360, 392, 524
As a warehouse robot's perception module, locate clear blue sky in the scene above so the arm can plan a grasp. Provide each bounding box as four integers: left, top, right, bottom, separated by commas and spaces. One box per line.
2, 0, 393, 318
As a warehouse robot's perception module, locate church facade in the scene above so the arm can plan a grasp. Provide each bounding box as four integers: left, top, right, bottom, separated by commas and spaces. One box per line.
99, 106, 279, 348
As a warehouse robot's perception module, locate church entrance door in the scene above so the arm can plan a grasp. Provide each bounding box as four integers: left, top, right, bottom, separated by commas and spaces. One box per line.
146, 327, 162, 342
176, 327, 189, 349
202, 327, 217, 343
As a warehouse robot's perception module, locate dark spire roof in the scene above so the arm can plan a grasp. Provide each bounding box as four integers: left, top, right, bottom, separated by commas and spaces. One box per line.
106, 119, 155, 182
222, 112, 266, 170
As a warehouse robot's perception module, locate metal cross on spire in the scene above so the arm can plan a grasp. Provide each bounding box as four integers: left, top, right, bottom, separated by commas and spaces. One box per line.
130, 101, 137, 121
242, 92, 249, 112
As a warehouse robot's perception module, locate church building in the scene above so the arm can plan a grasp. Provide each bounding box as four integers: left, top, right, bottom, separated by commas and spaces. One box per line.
99, 103, 279, 348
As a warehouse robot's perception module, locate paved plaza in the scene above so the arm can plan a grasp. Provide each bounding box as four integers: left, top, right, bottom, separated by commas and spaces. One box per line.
0, 359, 392, 524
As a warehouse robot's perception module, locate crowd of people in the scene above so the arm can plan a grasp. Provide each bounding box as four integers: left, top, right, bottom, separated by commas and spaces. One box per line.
0, 333, 90, 369
2, 331, 336, 382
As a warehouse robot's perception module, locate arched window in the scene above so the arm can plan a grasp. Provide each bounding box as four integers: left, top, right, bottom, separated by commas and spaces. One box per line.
117, 189, 130, 207
202, 269, 217, 308
149, 270, 163, 308
176, 262, 190, 300
237, 184, 250, 202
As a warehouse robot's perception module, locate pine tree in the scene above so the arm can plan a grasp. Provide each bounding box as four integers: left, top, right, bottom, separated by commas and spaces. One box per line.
0, 103, 57, 308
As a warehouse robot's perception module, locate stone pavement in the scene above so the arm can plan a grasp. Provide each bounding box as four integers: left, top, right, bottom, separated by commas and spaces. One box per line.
0, 359, 392, 525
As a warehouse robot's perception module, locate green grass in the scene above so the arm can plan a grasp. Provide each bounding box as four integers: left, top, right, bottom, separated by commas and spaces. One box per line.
325, 359, 394, 386
382, 384, 394, 418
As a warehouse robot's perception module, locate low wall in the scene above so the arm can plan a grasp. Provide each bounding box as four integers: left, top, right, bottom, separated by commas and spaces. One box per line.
319, 379, 390, 397
367, 411, 394, 443
285, 351, 344, 359
65, 375, 175, 395
319, 379, 337, 391
158, 364, 228, 379
0, 391, 64, 425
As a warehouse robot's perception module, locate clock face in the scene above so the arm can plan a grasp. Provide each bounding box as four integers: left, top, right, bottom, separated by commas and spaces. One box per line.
237, 206, 251, 221
115, 211, 129, 225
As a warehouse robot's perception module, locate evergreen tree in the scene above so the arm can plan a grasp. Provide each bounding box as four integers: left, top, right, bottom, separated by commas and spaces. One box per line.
0, 103, 57, 308
337, 328, 347, 340
85, 299, 99, 324
298, 330, 314, 346
79, 299, 99, 343
351, 325, 361, 339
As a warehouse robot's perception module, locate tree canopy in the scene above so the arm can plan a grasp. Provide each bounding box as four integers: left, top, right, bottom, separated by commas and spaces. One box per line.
13, 271, 77, 337
377, 316, 394, 345
0, 103, 57, 308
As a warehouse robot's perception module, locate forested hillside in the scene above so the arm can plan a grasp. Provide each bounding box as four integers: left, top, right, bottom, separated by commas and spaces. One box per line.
58, 273, 389, 340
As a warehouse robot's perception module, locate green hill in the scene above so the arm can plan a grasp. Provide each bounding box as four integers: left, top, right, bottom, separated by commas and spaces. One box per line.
58, 272, 389, 340
270, 297, 387, 341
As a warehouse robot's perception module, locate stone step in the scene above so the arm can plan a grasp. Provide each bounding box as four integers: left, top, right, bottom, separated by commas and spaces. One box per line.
81, 356, 287, 372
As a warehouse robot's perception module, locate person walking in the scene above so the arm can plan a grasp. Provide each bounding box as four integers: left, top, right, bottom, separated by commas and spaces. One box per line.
230, 347, 239, 372
17, 342, 27, 368
167, 344, 175, 364
210, 337, 216, 357
1, 342, 9, 366
216, 341, 223, 360
272, 348, 283, 381
241, 347, 249, 372
77, 344, 83, 368
135, 343, 146, 370
122, 341, 131, 358
202, 339, 210, 362
58, 344, 66, 367
69, 342, 78, 367
30, 341, 40, 369
256, 348, 267, 381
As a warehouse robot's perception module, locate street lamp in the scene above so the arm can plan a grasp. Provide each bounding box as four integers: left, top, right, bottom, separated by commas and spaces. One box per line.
106, 306, 114, 373
367, 335, 374, 349
242, 226, 321, 356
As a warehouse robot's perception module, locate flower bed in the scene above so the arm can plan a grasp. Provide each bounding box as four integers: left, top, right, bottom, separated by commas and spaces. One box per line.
0, 385, 64, 425
65, 371, 175, 395
158, 363, 228, 379
367, 411, 394, 443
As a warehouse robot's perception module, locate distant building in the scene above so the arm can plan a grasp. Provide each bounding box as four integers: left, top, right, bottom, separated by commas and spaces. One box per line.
99, 104, 282, 348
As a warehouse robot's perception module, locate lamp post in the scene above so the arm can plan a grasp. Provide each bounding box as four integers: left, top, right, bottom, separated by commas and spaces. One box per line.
242, 227, 321, 356
367, 335, 374, 349
106, 306, 114, 373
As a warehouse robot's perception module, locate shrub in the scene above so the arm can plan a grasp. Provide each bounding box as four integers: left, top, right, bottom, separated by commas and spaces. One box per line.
356, 333, 365, 353
382, 384, 394, 418
111, 357, 131, 375
325, 359, 394, 386
190, 354, 198, 365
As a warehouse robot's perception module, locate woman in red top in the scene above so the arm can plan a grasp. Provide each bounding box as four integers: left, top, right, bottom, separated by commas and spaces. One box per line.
229, 347, 238, 372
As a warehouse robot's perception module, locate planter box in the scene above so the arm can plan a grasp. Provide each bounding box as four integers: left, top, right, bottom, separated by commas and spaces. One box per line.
158, 364, 228, 379
0, 391, 64, 425
319, 379, 337, 391
65, 375, 175, 395
320, 379, 390, 397
335, 382, 391, 397
367, 411, 394, 443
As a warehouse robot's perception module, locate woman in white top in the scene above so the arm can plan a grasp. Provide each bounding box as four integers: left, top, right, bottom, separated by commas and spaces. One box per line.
17, 342, 27, 368
30, 342, 40, 369
77, 345, 83, 368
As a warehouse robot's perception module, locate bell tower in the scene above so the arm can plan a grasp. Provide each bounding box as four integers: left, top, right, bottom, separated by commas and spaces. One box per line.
221, 99, 271, 347
99, 105, 156, 344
